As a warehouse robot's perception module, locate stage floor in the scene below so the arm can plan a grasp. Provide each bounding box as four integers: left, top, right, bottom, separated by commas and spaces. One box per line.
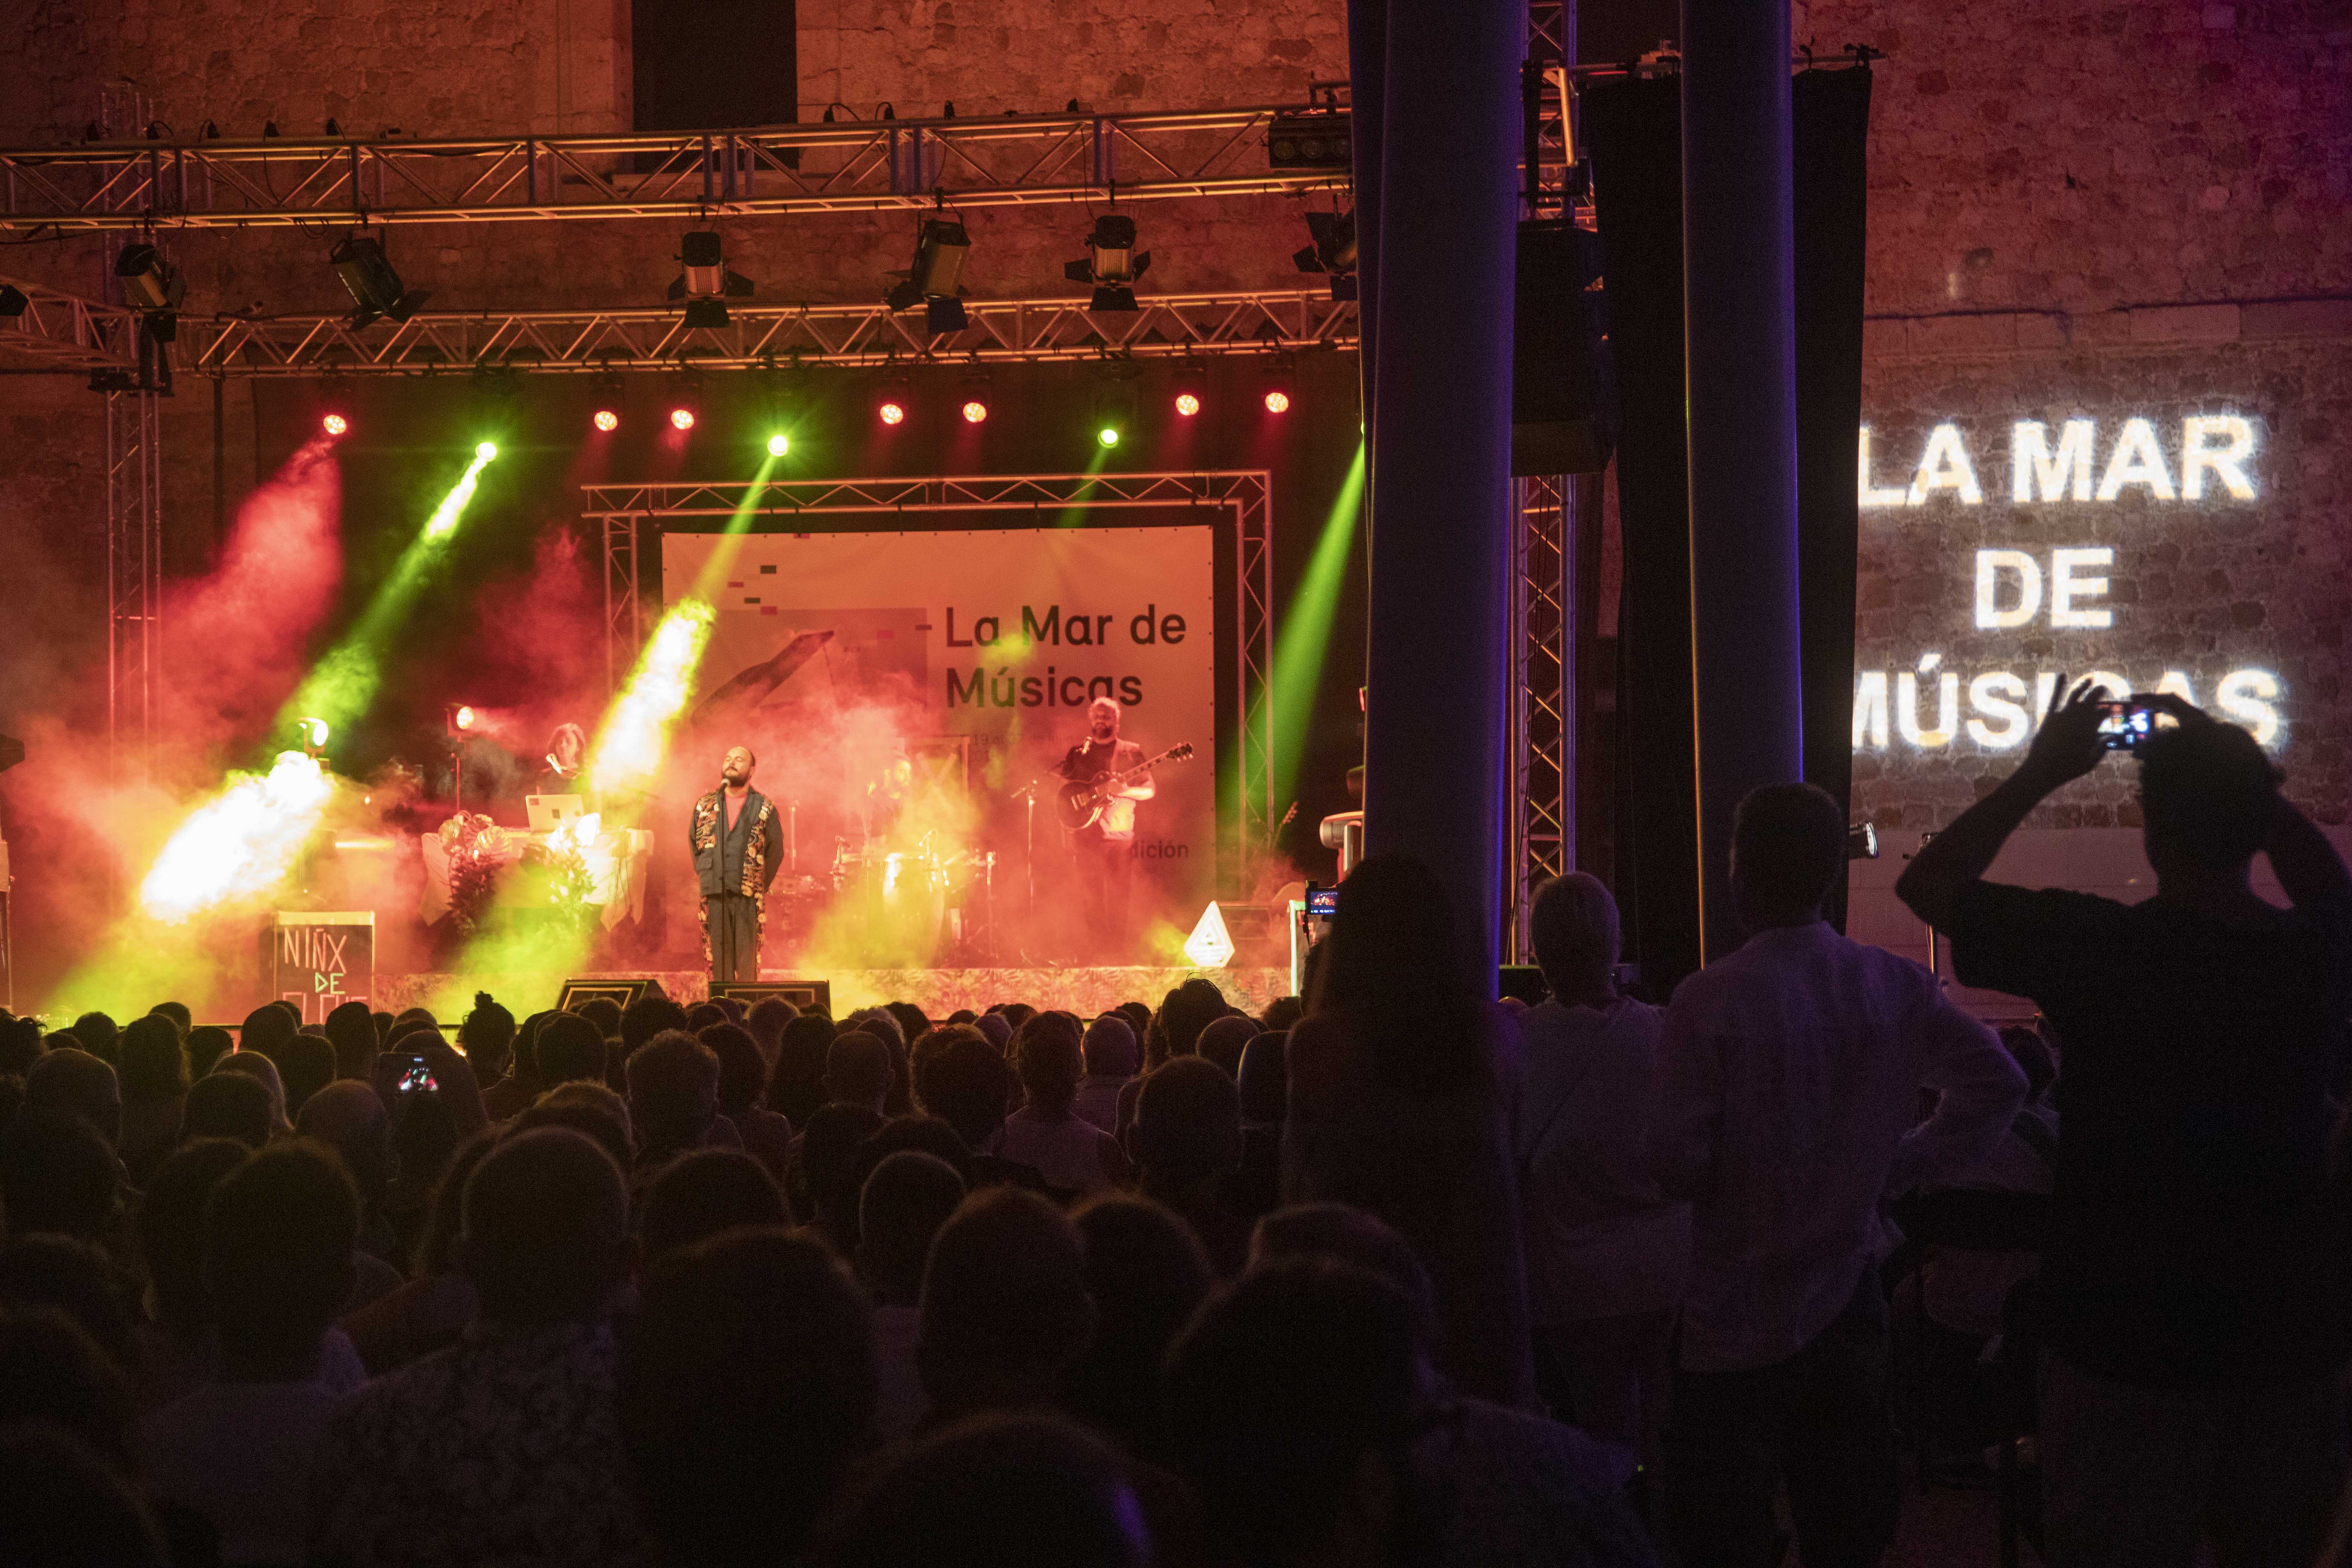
378, 965, 1296, 1021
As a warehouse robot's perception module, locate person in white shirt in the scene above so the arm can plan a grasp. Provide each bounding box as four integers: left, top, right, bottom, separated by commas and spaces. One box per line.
1654, 783, 2025, 1568
854, 1150, 966, 1441
142, 1139, 358, 1567
993, 1018, 1131, 1198
1513, 871, 1689, 1486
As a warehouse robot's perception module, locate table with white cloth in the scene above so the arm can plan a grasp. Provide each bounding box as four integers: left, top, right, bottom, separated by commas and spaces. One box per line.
418, 827, 652, 929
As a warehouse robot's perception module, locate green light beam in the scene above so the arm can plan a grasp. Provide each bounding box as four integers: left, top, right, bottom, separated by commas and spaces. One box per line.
1254, 439, 1365, 812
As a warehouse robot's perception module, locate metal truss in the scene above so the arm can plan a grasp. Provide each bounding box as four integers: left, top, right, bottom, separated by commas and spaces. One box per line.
1507, 474, 1572, 960
585, 470, 1274, 888
0, 273, 138, 370
186, 289, 1357, 376
107, 388, 162, 754
0, 106, 1355, 232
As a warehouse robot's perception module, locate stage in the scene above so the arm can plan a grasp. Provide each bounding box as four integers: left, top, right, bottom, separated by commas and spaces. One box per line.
375, 965, 1297, 1022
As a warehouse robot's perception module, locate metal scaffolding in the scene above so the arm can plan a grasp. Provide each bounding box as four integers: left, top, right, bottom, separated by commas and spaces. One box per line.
186, 289, 1357, 375
0, 272, 139, 371
0, 106, 1364, 231
580, 470, 1275, 889
1507, 473, 1574, 960
106, 387, 162, 754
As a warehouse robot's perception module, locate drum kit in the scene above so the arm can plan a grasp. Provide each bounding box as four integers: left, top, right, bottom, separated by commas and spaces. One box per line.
821, 831, 998, 963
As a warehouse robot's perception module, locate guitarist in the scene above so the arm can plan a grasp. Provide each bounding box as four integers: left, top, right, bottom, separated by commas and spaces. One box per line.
1058, 697, 1155, 954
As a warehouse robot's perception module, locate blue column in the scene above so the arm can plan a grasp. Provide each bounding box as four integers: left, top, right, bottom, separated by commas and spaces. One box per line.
1357, 0, 1521, 992
1682, 0, 1805, 961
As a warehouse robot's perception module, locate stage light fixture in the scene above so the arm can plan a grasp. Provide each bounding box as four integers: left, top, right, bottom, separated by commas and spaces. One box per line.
766, 433, 790, 456
0, 284, 31, 317
1174, 392, 1201, 417
329, 234, 429, 329
295, 716, 331, 752
1171, 362, 1206, 418
669, 230, 754, 328
1266, 110, 1352, 170
879, 399, 906, 426
593, 408, 620, 433
321, 412, 349, 436
447, 704, 477, 736
475, 441, 498, 460
962, 399, 989, 424
1264, 389, 1291, 414
1291, 208, 1360, 301
1065, 214, 1151, 312
885, 217, 971, 324
115, 242, 187, 313
670, 407, 697, 432
1097, 425, 1121, 448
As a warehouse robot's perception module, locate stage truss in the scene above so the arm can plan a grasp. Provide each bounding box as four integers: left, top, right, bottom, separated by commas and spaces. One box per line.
184, 289, 1356, 375
107, 388, 162, 753
0, 105, 1358, 231
1508, 474, 1574, 962
581, 470, 1275, 888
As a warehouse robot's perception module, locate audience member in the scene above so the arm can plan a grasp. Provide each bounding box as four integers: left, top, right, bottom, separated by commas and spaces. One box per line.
856, 1150, 966, 1440
298, 1080, 400, 1267
571, 995, 623, 1041
792, 1102, 888, 1246
114, 1015, 187, 1185
1248, 1201, 1436, 1329
1132, 1057, 1250, 1276
1260, 995, 1305, 1036
184, 1024, 234, 1079
914, 1028, 1021, 1160
70, 1010, 123, 1064
638, 1147, 787, 1263
620, 993, 691, 1058
824, 1029, 897, 1115
181, 1068, 272, 1148
625, 1029, 724, 1168
1225, 1032, 1288, 1223
811, 1411, 1151, 1568
620, 1228, 877, 1564
1073, 1014, 1138, 1132
1197, 1014, 1255, 1078
1285, 851, 1536, 1407
767, 1014, 835, 1127
0, 1423, 168, 1568
26, 1046, 124, 1149
213, 1049, 293, 1135
311, 1128, 646, 1565
1899, 687, 2352, 1567
516, 1083, 635, 1170
459, 992, 517, 1085
0, 1306, 140, 1476
684, 1000, 727, 1033
0, 1112, 118, 1240
1166, 1259, 1654, 1568
534, 1010, 606, 1088
0, 1013, 42, 1075
324, 999, 379, 1082
998, 1016, 1130, 1197
336, 1131, 495, 1378
1516, 871, 1689, 1477
147, 1000, 191, 1037
745, 995, 797, 1063
131, 1138, 251, 1407
704, 1021, 791, 1177
916, 1186, 1096, 1429
0, 1233, 136, 1369
278, 1031, 337, 1119
143, 1141, 357, 1564
1064, 1193, 1213, 1461
1654, 782, 2024, 1568
238, 1003, 296, 1066
482, 1010, 547, 1121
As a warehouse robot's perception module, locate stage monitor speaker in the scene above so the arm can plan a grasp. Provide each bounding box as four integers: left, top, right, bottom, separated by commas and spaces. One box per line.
554, 975, 669, 1012
1498, 964, 1549, 1005
1512, 219, 1615, 476
710, 978, 833, 1017
0, 734, 21, 774
1213, 903, 1288, 965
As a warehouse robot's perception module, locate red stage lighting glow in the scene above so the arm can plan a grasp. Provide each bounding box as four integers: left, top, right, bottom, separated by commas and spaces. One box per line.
669, 407, 696, 431
1174, 392, 1201, 418
962, 400, 989, 424
879, 401, 906, 426
321, 412, 349, 436
593, 409, 620, 433
1263, 390, 1291, 414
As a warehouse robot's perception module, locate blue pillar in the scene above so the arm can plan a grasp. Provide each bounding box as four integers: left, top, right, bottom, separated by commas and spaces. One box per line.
1357, 0, 1520, 992
1682, 0, 1805, 961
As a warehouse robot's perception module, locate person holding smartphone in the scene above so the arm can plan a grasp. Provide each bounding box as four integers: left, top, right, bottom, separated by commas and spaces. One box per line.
1898, 681, 2352, 1568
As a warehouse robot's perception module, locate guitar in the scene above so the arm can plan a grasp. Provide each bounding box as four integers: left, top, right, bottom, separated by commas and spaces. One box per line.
1054, 741, 1194, 832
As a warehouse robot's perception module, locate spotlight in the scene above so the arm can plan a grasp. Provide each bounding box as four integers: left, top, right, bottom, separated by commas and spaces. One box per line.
593, 408, 620, 433
1171, 363, 1206, 418
0, 284, 26, 317
962, 399, 989, 424
670, 407, 697, 432
1174, 392, 1201, 418
1089, 374, 1137, 447
115, 242, 186, 313
1291, 209, 1360, 301
447, 704, 477, 737
766, 433, 790, 456
1066, 214, 1151, 312
321, 412, 349, 437
1097, 426, 1121, 448
329, 235, 429, 329
294, 716, 330, 753
669, 230, 754, 328
1263, 389, 1291, 414
885, 217, 971, 323
475, 441, 498, 460
1266, 110, 1352, 169
878, 400, 906, 426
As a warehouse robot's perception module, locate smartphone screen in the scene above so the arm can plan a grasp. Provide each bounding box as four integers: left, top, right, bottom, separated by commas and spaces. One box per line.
390, 1055, 438, 1093
1306, 884, 1339, 918
2097, 701, 2156, 750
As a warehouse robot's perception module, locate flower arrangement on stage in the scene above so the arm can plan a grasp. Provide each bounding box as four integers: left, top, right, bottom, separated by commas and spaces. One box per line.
438, 813, 510, 937
533, 812, 602, 939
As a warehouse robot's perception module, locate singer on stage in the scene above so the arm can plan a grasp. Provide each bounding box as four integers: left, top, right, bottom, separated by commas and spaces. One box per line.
1058, 697, 1154, 954
691, 745, 784, 982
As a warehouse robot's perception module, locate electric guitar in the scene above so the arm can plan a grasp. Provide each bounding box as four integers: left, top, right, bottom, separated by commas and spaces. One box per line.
1055, 742, 1194, 832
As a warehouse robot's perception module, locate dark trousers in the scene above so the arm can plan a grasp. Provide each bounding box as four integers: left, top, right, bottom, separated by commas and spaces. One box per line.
1665, 1268, 1898, 1568
1075, 835, 1133, 957
703, 892, 760, 982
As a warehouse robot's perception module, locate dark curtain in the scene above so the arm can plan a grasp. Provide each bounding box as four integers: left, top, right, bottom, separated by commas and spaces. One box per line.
1586, 66, 1871, 991
1792, 67, 1873, 930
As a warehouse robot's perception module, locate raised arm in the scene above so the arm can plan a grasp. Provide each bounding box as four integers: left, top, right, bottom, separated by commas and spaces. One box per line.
1897, 677, 2111, 929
